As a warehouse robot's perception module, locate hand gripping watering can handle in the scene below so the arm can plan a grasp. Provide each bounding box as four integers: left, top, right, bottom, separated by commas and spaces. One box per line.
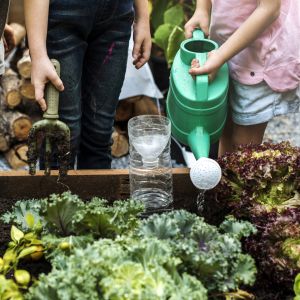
192, 29, 209, 102
43, 59, 60, 119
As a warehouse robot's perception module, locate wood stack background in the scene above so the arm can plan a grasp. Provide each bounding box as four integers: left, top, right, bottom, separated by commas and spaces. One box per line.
1, 3, 162, 169
0, 23, 40, 170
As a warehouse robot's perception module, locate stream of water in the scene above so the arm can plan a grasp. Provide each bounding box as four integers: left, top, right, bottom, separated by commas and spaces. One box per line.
196, 190, 206, 214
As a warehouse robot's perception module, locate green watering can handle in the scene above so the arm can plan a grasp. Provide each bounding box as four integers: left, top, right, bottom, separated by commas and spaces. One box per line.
192, 29, 209, 102
43, 59, 60, 119
192, 29, 205, 40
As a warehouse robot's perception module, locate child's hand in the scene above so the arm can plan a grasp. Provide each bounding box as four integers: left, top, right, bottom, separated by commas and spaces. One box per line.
189, 50, 224, 82
132, 20, 151, 69
31, 56, 64, 111
3, 24, 15, 53
184, 11, 210, 38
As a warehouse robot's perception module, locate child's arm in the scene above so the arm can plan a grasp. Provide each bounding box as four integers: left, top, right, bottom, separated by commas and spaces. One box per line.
132, 0, 151, 69
185, 0, 212, 37
24, 0, 64, 111
189, 0, 281, 79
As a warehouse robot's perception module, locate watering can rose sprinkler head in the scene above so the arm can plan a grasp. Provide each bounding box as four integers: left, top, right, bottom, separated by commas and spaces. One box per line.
190, 157, 222, 190
27, 59, 71, 178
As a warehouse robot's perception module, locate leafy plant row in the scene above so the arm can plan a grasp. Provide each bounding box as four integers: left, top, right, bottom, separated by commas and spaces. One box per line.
1, 192, 256, 300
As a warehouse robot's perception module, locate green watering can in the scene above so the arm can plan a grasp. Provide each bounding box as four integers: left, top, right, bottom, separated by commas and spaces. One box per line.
166, 29, 229, 190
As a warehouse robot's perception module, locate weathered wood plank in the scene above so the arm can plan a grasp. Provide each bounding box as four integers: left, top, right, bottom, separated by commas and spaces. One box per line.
0, 169, 198, 203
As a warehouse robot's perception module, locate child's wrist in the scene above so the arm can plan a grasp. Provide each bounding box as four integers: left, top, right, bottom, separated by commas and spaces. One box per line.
194, 8, 209, 19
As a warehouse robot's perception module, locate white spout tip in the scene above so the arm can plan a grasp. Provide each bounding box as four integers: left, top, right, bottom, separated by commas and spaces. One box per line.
190, 157, 222, 190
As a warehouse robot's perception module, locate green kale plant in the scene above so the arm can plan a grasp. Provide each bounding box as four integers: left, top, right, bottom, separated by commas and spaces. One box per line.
1, 199, 44, 233
26, 237, 208, 300
136, 210, 257, 295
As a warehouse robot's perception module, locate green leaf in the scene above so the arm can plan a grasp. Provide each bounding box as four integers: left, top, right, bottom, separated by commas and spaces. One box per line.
11, 226, 24, 243
164, 4, 185, 26
42, 192, 84, 236
220, 216, 257, 239
294, 274, 300, 295
150, 0, 169, 30
153, 23, 174, 51
17, 246, 38, 259
1, 199, 43, 232
166, 26, 185, 65
25, 213, 35, 229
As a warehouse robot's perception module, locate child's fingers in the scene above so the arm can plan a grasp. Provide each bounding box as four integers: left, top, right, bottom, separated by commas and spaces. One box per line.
189, 66, 206, 76
184, 24, 195, 39
132, 39, 142, 61
48, 72, 64, 92
34, 83, 47, 111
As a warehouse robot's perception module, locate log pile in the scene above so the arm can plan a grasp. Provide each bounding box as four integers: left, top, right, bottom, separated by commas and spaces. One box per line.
0, 23, 40, 169
112, 95, 161, 158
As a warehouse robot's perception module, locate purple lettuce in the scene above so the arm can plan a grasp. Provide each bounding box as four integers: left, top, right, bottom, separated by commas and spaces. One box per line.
203, 142, 300, 292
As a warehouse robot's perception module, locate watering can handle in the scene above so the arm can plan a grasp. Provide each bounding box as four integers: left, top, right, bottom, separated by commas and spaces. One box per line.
192, 29, 205, 40
43, 59, 60, 119
195, 53, 209, 102
191, 30, 209, 102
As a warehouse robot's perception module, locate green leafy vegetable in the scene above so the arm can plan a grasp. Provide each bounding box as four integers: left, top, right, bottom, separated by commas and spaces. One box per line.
40, 192, 84, 236
1, 199, 43, 233
136, 210, 257, 293
27, 238, 208, 300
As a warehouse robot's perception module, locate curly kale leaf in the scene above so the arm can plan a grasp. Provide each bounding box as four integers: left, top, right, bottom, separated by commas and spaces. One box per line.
74, 198, 144, 238
27, 238, 208, 300
1, 199, 44, 232
40, 192, 85, 236
137, 210, 196, 240
219, 216, 257, 239
42, 234, 94, 262
137, 210, 257, 293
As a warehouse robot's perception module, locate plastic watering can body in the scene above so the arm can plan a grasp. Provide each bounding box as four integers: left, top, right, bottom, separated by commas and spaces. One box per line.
166, 30, 229, 160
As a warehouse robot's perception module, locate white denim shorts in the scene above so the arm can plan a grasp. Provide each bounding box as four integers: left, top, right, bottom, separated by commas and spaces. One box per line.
230, 79, 300, 126
0, 39, 4, 76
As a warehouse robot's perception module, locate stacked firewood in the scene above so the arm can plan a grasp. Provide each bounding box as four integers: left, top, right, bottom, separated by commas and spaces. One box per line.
112, 95, 161, 158
0, 23, 41, 170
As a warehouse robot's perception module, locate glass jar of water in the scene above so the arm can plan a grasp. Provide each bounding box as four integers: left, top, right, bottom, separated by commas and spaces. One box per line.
128, 115, 173, 212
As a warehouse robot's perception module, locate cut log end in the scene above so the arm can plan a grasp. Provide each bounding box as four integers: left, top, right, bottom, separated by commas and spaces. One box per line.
5, 144, 28, 170
1, 68, 22, 109
0, 136, 10, 152
20, 80, 35, 100
6, 90, 22, 108
12, 117, 32, 141
17, 50, 31, 79
111, 130, 129, 158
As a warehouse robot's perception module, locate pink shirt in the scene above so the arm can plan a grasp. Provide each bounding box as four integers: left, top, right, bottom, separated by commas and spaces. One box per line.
210, 0, 300, 92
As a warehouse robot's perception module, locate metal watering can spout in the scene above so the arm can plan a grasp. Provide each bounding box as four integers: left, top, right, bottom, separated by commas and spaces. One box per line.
166, 29, 229, 190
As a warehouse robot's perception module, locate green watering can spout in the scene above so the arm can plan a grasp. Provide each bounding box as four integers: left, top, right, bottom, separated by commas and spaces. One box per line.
187, 127, 210, 159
